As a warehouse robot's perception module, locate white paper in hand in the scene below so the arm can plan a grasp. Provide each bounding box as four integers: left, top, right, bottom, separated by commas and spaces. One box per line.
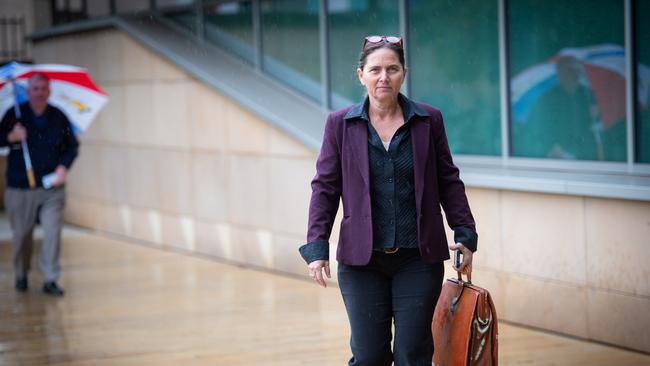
42, 172, 58, 189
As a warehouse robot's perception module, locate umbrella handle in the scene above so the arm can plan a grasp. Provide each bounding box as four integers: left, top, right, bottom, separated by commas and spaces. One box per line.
26, 168, 36, 188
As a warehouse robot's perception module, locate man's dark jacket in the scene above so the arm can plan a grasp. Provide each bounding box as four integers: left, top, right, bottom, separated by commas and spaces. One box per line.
0, 102, 79, 189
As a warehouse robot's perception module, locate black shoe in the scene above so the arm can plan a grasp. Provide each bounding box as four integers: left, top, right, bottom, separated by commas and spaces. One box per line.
43, 282, 64, 296
15, 277, 28, 292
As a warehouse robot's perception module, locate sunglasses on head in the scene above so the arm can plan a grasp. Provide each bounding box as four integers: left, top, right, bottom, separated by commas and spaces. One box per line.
364, 35, 403, 48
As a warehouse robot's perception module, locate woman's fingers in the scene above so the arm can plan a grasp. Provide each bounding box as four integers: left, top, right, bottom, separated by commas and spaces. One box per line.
307, 260, 329, 288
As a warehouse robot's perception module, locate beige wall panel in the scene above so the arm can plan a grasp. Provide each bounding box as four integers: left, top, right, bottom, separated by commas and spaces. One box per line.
227, 226, 253, 264
227, 155, 269, 228
81, 117, 102, 142
269, 157, 313, 236
95, 202, 122, 235
465, 188, 502, 271
96, 84, 125, 144
193, 219, 227, 258
71, 33, 101, 79
153, 81, 191, 148
503, 274, 588, 338
160, 212, 195, 252
244, 228, 275, 270
101, 145, 130, 204
86, 144, 107, 200
157, 150, 192, 215
128, 206, 163, 246
35, 37, 75, 64
227, 103, 270, 154
273, 233, 307, 276
501, 192, 586, 285
153, 56, 189, 81
96, 31, 125, 83
126, 148, 160, 209
587, 289, 650, 353
585, 198, 650, 297
269, 127, 315, 158
191, 152, 228, 221
64, 195, 100, 228
31, 40, 56, 64
68, 144, 104, 199
121, 35, 154, 82
189, 82, 228, 151
123, 83, 155, 146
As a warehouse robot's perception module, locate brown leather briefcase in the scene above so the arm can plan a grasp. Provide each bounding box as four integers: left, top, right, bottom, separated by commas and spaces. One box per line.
431, 264, 498, 366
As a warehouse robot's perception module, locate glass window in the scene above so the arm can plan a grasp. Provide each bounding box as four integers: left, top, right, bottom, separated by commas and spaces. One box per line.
168, 8, 200, 35
204, 1, 255, 63
328, 0, 399, 109
409, 0, 500, 156
509, 0, 626, 162
115, 0, 150, 13
261, 0, 321, 102
636, 0, 650, 163
87, 0, 111, 17
157, 0, 195, 8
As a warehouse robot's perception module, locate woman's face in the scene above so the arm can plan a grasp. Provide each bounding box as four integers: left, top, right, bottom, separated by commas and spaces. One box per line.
357, 47, 405, 104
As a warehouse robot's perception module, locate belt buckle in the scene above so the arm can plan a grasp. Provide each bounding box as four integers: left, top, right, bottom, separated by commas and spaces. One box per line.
383, 247, 399, 254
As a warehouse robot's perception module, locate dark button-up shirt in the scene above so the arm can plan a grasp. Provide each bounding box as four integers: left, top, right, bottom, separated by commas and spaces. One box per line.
363, 99, 418, 250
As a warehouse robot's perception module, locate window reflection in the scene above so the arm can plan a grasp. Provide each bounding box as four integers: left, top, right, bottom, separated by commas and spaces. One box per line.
261, 0, 321, 102
509, 0, 626, 161
636, 0, 650, 163
204, 1, 255, 63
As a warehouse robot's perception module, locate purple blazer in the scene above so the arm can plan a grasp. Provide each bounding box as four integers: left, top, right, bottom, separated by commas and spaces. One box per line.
302, 96, 477, 266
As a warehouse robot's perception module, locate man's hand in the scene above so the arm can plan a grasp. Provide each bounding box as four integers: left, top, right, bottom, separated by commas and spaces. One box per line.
307, 260, 331, 288
7, 123, 27, 143
53, 165, 68, 186
448, 242, 473, 275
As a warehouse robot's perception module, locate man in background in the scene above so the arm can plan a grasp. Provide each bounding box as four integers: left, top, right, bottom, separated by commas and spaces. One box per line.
0, 74, 79, 296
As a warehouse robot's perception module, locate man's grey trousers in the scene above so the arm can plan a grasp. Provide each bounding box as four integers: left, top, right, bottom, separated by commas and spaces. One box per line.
5, 186, 65, 283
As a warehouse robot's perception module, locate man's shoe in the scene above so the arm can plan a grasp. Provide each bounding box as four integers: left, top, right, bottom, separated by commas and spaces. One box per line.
15, 277, 28, 292
43, 282, 64, 296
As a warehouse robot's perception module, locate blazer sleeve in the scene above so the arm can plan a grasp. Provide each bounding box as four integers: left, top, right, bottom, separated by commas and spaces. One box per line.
299, 113, 342, 264
432, 110, 478, 252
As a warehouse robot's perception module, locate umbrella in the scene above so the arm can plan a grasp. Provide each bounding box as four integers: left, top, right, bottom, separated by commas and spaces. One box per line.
0, 61, 108, 187
511, 43, 650, 128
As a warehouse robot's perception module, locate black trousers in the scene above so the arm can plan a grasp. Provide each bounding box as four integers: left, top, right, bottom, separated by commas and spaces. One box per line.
338, 248, 444, 366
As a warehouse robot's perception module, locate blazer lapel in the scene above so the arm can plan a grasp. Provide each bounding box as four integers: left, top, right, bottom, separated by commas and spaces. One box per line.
411, 119, 430, 215
346, 120, 370, 188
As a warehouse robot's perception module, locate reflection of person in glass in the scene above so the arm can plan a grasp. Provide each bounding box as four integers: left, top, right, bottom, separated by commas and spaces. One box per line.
526, 55, 603, 160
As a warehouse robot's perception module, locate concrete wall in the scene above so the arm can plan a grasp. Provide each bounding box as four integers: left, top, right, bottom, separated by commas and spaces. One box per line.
32, 28, 650, 353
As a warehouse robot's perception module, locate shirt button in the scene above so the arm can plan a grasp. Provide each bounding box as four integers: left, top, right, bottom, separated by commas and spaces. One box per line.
388, 178, 393, 183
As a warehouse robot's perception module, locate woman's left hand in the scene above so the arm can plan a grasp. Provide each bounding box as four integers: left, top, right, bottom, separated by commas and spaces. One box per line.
448, 242, 473, 275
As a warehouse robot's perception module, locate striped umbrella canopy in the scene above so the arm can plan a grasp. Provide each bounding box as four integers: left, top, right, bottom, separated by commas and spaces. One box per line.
0, 61, 108, 133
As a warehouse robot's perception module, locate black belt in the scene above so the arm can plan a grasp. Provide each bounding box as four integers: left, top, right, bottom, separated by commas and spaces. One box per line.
375, 247, 400, 254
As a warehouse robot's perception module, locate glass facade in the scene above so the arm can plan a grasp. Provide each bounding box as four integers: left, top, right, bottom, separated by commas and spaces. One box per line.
409, 0, 500, 156
636, 0, 650, 164
509, 0, 626, 162
328, 0, 399, 109
261, 0, 321, 102
204, 1, 255, 64
49, 0, 650, 172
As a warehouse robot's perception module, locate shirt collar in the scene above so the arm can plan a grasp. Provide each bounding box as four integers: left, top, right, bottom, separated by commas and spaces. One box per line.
343, 93, 430, 122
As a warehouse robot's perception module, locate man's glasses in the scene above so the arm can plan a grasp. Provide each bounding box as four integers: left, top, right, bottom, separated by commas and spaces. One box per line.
364, 35, 403, 48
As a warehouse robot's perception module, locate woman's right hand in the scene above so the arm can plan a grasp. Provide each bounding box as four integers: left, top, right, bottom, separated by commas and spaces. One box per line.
307, 260, 331, 288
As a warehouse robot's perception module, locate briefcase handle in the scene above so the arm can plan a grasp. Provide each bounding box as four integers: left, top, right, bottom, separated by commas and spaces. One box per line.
454, 249, 472, 285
